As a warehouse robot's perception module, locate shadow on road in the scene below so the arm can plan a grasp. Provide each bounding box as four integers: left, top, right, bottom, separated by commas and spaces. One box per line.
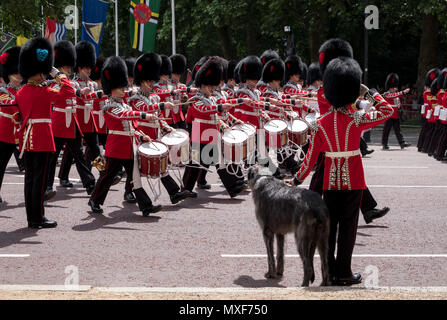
357, 225, 389, 229
233, 275, 286, 288
0, 228, 41, 249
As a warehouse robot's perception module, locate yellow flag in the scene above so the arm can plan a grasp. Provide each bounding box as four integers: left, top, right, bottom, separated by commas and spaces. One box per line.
16, 36, 29, 47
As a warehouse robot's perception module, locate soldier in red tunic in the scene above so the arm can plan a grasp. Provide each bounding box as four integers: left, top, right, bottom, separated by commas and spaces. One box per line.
90, 57, 108, 147
88, 56, 161, 216
256, 50, 280, 94
293, 57, 394, 285
169, 54, 192, 130
381, 73, 411, 150
128, 52, 190, 204
16, 37, 77, 228
45, 40, 96, 198
0, 46, 21, 203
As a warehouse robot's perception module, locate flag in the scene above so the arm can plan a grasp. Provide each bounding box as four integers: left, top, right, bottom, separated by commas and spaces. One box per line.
45, 17, 67, 43
16, 36, 29, 47
81, 0, 109, 56
0, 32, 15, 53
129, 0, 161, 52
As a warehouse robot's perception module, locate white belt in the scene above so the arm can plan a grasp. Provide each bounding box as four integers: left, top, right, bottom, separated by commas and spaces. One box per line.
19, 118, 52, 158
54, 107, 76, 128
194, 118, 218, 125
234, 108, 259, 116
54, 107, 76, 113
265, 110, 282, 117
109, 129, 135, 136
76, 104, 93, 124
137, 121, 159, 128
325, 149, 361, 159
0, 111, 15, 120
75, 105, 93, 110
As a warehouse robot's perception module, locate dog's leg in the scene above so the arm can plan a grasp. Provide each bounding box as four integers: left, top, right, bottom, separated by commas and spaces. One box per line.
318, 219, 331, 286
263, 227, 276, 279
296, 222, 316, 287
276, 234, 285, 277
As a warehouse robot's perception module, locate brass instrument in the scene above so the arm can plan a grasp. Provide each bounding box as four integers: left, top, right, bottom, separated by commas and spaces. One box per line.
92, 156, 106, 172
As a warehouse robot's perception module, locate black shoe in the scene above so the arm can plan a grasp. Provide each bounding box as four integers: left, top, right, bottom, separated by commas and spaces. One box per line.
442, 156, 447, 162
186, 190, 198, 198
28, 217, 57, 229
362, 149, 374, 157
363, 207, 390, 224
142, 204, 162, 217
273, 170, 286, 180
170, 190, 190, 204
19, 165, 25, 172
400, 142, 411, 149
197, 182, 211, 190
88, 199, 103, 214
112, 175, 122, 186
334, 273, 362, 286
0, 195, 2, 203
229, 185, 245, 198
44, 188, 56, 201
382, 145, 389, 150
59, 179, 73, 188
124, 192, 137, 203
86, 184, 95, 195
428, 153, 433, 157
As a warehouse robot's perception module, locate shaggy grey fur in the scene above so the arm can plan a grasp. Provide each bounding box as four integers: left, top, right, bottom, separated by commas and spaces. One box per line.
248, 166, 331, 286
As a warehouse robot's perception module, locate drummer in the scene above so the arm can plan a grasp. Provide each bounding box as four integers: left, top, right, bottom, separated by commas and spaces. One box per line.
128, 52, 191, 204
182, 57, 251, 198
88, 56, 161, 216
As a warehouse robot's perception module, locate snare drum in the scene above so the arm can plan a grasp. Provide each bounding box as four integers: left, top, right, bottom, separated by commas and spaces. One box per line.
264, 119, 288, 149
138, 141, 169, 178
288, 119, 308, 146
232, 123, 256, 155
222, 129, 248, 163
160, 129, 190, 166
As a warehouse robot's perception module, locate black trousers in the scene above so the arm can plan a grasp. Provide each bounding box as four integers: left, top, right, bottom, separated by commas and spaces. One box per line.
360, 137, 368, 154
46, 137, 96, 190
171, 121, 187, 130
90, 156, 152, 211
23, 151, 51, 224
0, 141, 17, 193
427, 120, 442, 154
97, 132, 108, 147
309, 153, 377, 214
323, 189, 363, 278
59, 130, 100, 179
160, 175, 180, 196
417, 119, 428, 150
13, 146, 24, 170
182, 143, 239, 194
422, 122, 435, 152
382, 118, 404, 146
434, 123, 447, 158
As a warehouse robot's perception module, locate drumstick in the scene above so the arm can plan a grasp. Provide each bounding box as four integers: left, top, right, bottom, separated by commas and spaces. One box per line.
173, 101, 195, 107
137, 130, 160, 151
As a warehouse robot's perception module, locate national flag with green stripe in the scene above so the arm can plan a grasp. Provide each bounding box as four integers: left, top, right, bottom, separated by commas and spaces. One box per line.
0, 32, 15, 53
129, 0, 161, 52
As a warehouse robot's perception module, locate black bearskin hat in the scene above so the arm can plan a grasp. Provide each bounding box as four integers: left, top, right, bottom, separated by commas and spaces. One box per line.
234, 60, 243, 84
134, 52, 162, 85
307, 62, 322, 85
239, 56, 263, 82
260, 49, 280, 66
284, 55, 304, 81
123, 56, 136, 78
170, 54, 186, 75
19, 37, 53, 80
227, 60, 238, 81
323, 57, 362, 109
1, 46, 21, 83
53, 40, 76, 68
261, 58, 285, 83
191, 56, 209, 82
75, 41, 96, 70
90, 57, 105, 81
318, 38, 353, 75
218, 57, 228, 82
385, 73, 399, 91
425, 68, 440, 88
195, 57, 223, 87
437, 68, 447, 90
159, 54, 172, 76
430, 78, 440, 95
101, 56, 128, 95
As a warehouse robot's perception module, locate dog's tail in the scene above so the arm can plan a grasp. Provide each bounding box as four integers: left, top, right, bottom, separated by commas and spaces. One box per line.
315, 208, 331, 286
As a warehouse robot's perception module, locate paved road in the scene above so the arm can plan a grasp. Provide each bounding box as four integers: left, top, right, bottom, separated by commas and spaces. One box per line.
1, 127, 446, 291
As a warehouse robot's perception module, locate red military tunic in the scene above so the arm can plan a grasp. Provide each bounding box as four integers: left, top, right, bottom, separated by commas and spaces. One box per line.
73, 75, 102, 133
92, 95, 108, 134
441, 91, 447, 125
256, 81, 268, 94
261, 85, 298, 119
15, 77, 75, 153
222, 84, 236, 99
317, 87, 332, 115
48, 79, 80, 139
296, 96, 394, 190
283, 81, 315, 117
153, 81, 183, 125
234, 84, 270, 129
383, 91, 404, 120
0, 85, 20, 144
425, 92, 438, 123
421, 89, 431, 118
435, 90, 445, 122
127, 89, 168, 139
102, 97, 146, 159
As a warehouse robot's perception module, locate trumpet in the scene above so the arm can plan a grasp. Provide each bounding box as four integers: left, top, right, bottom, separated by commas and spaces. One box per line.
92, 156, 106, 172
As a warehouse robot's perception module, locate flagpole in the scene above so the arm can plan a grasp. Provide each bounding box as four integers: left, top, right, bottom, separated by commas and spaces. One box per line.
41, 6, 44, 37
171, 0, 176, 55
74, 0, 78, 44
115, 0, 119, 56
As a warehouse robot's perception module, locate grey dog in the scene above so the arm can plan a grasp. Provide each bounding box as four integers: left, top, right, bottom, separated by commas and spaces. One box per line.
248, 166, 331, 286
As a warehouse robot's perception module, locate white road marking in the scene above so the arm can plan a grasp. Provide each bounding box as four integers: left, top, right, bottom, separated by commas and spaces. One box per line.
0, 254, 30, 258
365, 166, 429, 169
6, 175, 81, 182
221, 254, 447, 258
0, 285, 90, 291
